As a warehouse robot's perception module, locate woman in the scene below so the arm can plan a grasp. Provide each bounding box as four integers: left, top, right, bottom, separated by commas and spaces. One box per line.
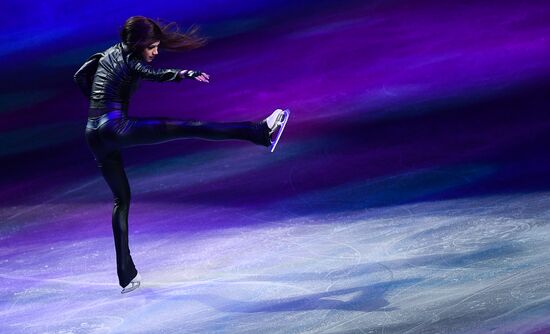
74, 16, 289, 294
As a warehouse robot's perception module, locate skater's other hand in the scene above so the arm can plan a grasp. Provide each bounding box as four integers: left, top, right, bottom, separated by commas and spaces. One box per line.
195, 72, 210, 83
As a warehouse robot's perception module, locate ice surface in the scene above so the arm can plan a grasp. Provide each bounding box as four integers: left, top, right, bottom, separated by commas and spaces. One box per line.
2, 189, 550, 333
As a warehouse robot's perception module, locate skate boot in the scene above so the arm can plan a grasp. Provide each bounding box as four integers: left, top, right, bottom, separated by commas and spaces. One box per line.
262, 108, 290, 152
121, 272, 141, 294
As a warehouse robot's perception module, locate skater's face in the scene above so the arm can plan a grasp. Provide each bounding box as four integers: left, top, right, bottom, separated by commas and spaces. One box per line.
142, 41, 160, 63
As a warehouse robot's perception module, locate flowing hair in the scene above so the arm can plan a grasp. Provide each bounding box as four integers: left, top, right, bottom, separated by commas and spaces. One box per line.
120, 16, 207, 53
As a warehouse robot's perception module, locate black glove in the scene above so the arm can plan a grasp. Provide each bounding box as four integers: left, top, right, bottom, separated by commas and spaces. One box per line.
182, 70, 203, 79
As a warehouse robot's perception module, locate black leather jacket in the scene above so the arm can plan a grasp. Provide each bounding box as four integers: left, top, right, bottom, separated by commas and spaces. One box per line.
74, 42, 183, 111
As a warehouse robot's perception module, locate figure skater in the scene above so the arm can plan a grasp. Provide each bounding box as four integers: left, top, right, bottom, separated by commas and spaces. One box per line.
74, 16, 289, 294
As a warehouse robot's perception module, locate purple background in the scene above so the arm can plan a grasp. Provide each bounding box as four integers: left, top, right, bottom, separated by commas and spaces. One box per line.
1, 0, 549, 208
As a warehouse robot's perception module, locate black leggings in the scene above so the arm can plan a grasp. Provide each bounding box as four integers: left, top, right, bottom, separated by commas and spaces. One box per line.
85, 110, 269, 287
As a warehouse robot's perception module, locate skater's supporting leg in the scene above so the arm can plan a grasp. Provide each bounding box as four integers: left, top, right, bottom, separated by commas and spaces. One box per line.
98, 150, 138, 288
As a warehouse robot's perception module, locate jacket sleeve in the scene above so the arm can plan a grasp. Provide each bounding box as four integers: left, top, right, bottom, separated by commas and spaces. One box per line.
73, 52, 103, 98
130, 58, 183, 82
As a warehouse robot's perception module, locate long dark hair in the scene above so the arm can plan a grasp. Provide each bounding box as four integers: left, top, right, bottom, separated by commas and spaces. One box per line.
120, 16, 207, 53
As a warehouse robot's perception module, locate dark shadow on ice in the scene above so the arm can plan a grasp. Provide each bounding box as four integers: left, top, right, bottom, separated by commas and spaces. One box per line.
142, 278, 421, 313
222, 242, 522, 283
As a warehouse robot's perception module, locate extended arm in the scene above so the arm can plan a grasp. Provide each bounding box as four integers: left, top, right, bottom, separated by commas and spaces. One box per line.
132, 60, 184, 82
131, 57, 210, 83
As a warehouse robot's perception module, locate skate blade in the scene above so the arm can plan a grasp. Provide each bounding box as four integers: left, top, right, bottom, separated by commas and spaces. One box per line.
269, 109, 290, 153
121, 281, 140, 294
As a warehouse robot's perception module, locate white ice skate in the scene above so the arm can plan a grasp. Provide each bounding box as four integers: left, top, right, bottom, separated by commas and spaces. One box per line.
121, 272, 141, 294
266, 108, 290, 153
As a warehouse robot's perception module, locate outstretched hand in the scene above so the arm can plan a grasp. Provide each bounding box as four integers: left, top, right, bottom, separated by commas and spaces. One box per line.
181, 70, 210, 83
195, 72, 210, 83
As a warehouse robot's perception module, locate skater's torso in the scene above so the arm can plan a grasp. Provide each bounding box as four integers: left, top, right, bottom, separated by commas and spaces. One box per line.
74, 42, 182, 117
90, 43, 141, 110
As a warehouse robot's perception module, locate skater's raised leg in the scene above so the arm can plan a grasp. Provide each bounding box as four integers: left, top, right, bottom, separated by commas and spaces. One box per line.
107, 107, 289, 151
98, 115, 274, 149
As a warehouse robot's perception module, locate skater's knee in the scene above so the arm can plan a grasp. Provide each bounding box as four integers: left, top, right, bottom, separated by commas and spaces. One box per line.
114, 192, 131, 210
